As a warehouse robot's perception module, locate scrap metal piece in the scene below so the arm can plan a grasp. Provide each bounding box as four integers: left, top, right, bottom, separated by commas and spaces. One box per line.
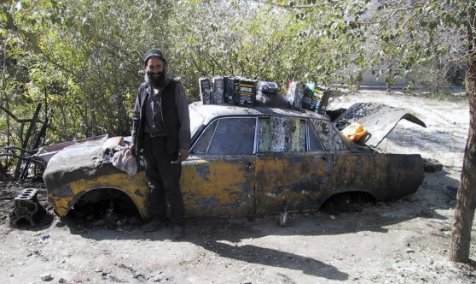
278, 200, 288, 227
9, 188, 46, 226
334, 103, 426, 148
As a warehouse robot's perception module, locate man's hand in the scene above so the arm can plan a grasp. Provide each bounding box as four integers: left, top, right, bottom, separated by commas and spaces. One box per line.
178, 148, 189, 161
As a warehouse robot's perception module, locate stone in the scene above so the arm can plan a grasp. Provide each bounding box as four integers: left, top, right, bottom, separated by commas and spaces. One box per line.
133, 272, 144, 279
41, 273, 54, 281
423, 159, 443, 173
444, 186, 458, 200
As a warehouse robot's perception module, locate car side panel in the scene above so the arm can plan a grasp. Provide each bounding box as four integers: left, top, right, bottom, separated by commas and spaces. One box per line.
319, 152, 424, 205
254, 152, 423, 214
181, 156, 256, 218
254, 152, 333, 215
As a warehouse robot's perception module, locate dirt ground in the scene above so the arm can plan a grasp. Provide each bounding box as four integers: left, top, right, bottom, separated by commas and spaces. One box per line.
1, 90, 476, 284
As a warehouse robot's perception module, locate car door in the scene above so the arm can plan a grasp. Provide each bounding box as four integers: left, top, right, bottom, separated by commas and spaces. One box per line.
254, 116, 334, 215
181, 116, 258, 218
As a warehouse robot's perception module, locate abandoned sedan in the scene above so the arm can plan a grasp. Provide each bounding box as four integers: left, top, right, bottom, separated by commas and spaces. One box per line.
43, 102, 425, 220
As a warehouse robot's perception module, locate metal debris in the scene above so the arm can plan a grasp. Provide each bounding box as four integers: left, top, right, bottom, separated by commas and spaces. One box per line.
9, 188, 46, 226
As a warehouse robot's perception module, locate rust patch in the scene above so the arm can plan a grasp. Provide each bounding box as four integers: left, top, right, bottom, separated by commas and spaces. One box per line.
195, 164, 210, 180
51, 185, 73, 198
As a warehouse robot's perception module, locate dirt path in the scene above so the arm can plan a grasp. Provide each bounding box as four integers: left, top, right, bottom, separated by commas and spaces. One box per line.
1, 91, 475, 284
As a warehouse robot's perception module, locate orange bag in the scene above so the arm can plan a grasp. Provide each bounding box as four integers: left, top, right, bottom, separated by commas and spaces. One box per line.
341, 122, 368, 142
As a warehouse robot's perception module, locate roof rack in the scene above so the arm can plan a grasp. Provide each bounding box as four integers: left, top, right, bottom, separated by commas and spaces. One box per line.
198, 76, 332, 114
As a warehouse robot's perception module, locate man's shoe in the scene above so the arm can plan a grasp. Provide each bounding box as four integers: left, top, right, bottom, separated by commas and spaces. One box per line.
173, 225, 185, 239
143, 220, 163, 232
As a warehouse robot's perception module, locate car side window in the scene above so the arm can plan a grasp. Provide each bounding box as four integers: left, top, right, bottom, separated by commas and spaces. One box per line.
191, 120, 218, 154
258, 116, 306, 152
192, 117, 257, 155
310, 119, 349, 151
308, 121, 324, 151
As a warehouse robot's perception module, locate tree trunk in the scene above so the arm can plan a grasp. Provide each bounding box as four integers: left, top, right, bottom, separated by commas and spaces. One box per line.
450, 3, 476, 263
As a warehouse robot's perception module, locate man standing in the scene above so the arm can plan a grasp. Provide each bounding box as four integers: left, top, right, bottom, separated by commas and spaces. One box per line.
131, 49, 190, 239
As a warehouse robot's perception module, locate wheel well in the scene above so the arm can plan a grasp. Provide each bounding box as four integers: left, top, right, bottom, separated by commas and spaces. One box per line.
68, 188, 141, 219
320, 191, 376, 214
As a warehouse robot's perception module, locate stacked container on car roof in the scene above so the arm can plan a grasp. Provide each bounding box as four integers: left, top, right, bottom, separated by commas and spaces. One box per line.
198, 76, 331, 114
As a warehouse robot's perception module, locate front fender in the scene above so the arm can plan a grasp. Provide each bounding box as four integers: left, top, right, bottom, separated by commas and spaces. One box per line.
48, 171, 150, 219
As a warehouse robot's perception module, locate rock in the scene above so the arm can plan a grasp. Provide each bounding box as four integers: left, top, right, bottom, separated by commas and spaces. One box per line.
423, 159, 443, 173
405, 248, 415, 253
444, 186, 458, 199
41, 273, 54, 281
405, 195, 418, 202
58, 278, 66, 283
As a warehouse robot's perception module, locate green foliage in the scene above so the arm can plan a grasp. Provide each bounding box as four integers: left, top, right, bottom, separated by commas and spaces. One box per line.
1, 0, 174, 142
0, 0, 472, 146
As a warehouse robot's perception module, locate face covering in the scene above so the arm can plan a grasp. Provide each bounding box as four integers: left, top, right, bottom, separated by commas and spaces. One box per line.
147, 71, 166, 87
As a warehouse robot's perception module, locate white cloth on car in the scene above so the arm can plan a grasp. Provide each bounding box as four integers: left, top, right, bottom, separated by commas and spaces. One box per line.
111, 146, 138, 176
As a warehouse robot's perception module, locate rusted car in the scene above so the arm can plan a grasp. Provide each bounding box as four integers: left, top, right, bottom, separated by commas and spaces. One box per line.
43, 102, 425, 220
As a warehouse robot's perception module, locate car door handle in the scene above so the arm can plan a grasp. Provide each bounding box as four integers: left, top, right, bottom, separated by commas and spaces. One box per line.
246, 162, 255, 172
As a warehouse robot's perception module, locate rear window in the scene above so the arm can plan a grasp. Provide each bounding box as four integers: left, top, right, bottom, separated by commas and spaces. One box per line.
258, 117, 306, 153
310, 119, 349, 151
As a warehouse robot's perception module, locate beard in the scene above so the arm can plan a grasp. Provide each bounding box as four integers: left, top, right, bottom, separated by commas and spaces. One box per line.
145, 71, 167, 87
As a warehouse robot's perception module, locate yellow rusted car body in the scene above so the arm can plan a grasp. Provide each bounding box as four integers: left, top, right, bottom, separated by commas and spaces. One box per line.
43, 102, 424, 219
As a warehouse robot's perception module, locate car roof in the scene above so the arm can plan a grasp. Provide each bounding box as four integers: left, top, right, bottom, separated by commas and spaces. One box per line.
188, 101, 331, 137
189, 101, 329, 126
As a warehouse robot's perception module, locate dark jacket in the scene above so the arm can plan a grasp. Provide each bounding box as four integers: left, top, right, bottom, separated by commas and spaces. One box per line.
131, 79, 190, 155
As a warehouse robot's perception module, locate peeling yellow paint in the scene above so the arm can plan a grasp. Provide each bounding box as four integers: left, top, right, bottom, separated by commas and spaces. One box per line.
51, 172, 149, 218
49, 152, 423, 219
181, 158, 255, 217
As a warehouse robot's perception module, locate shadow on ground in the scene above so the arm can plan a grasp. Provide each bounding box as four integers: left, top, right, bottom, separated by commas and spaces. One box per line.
0, 170, 458, 280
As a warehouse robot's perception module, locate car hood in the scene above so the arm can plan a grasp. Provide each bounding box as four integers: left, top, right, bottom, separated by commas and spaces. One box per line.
43, 136, 109, 176
333, 103, 426, 148
42, 135, 131, 189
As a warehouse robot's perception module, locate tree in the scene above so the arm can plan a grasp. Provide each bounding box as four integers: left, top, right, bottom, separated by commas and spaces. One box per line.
265, 0, 474, 262
1, 0, 175, 141
450, 2, 475, 263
